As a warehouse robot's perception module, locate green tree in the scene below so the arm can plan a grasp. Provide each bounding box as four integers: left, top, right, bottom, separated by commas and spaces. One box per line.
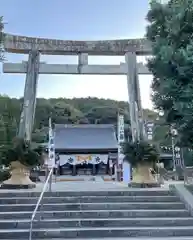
0, 98, 17, 164
146, 0, 193, 147
0, 95, 168, 145
183, 148, 193, 166
84, 106, 129, 124
153, 116, 172, 147
31, 128, 48, 143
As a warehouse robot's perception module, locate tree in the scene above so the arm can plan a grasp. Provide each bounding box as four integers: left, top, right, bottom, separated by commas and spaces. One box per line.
0, 95, 168, 145
84, 106, 129, 124
146, 0, 193, 147
52, 101, 84, 124
123, 141, 159, 184
0, 98, 17, 165
153, 116, 172, 147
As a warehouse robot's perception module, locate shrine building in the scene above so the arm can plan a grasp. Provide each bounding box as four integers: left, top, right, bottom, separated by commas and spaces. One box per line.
54, 124, 119, 176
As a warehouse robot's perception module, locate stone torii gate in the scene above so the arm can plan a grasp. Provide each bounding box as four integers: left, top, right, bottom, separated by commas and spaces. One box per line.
2, 33, 152, 142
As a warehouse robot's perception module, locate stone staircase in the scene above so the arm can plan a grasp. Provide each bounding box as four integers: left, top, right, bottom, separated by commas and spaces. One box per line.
0, 189, 193, 239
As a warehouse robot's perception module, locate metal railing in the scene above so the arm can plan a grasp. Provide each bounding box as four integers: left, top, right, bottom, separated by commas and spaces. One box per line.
29, 167, 53, 240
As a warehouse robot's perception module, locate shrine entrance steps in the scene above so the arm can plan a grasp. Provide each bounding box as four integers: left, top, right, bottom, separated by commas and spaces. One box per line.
0, 188, 193, 239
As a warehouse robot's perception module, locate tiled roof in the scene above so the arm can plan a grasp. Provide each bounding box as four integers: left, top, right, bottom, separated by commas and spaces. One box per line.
54, 124, 118, 150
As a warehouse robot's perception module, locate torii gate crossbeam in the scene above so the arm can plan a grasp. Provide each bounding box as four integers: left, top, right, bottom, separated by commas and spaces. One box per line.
3, 33, 152, 142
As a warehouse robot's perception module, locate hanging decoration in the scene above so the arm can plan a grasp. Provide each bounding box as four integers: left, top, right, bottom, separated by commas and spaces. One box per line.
170, 126, 184, 169
59, 154, 108, 166
174, 146, 184, 168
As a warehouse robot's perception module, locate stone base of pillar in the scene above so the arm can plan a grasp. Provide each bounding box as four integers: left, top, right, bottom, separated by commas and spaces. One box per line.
0, 183, 36, 189
128, 182, 161, 188
1, 161, 36, 189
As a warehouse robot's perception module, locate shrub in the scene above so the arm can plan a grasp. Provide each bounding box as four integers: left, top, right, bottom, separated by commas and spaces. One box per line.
0, 170, 11, 182
1, 137, 43, 168
123, 141, 159, 167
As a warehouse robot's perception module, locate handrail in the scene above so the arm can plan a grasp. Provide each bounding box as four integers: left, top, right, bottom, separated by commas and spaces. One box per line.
29, 167, 53, 240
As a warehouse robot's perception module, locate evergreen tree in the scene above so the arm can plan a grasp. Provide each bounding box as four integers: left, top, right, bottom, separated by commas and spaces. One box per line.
0, 98, 17, 165
146, 0, 193, 147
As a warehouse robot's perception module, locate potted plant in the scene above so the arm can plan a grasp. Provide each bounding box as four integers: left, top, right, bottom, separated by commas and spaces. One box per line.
123, 140, 159, 187
1, 137, 43, 189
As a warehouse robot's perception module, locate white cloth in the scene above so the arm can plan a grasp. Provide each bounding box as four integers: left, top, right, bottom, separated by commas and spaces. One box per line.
59, 154, 108, 166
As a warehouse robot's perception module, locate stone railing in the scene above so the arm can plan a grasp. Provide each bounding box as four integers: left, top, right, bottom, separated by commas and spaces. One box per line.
184, 167, 193, 184
158, 165, 193, 183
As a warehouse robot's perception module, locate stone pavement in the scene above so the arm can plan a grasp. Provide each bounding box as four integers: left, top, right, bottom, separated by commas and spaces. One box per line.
1, 181, 128, 193
0, 180, 172, 193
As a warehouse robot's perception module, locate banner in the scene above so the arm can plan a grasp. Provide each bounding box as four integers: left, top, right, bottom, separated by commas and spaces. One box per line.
174, 146, 184, 167
118, 114, 125, 143
48, 118, 55, 168
59, 154, 108, 166
117, 114, 125, 164
146, 122, 154, 141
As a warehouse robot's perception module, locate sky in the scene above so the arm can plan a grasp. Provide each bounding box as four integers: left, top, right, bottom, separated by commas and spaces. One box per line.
0, 0, 153, 109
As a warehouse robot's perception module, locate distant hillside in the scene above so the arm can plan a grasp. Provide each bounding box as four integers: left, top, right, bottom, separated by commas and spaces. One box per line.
0, 95, 170, 145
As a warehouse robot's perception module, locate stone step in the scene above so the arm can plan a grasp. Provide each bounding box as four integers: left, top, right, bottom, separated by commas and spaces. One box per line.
9, 238, 193, 240
3, 238, 193, 240
1, 217, 193, 229
1, 226, 193, 238
1, 209, 189, 220
2, 238, 193, 240
0, 202, 185, 212
0, 195, 180, 204
0, 190, 173, 198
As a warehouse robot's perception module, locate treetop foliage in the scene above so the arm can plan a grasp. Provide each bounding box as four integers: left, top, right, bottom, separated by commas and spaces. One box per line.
0, 95, 171, 149
123, 141, 159, 167
146, 0, 193, 147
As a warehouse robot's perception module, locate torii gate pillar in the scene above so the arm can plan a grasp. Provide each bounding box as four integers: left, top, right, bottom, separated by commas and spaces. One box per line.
125, 52, 145, 142
18, 50, 40, 141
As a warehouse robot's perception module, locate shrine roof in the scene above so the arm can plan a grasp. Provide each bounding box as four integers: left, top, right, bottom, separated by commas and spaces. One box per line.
54, 124, 118, 150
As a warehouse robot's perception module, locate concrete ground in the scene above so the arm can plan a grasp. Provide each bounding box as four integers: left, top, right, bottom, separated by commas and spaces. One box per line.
0, 178, 178, 193
0, 181, 131, 193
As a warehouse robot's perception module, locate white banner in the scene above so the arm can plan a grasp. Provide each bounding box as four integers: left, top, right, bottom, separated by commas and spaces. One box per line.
118, 114, 125, 164
48, 118, 55, 168
118, 115, 125, 143
59, 154, 108, 166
